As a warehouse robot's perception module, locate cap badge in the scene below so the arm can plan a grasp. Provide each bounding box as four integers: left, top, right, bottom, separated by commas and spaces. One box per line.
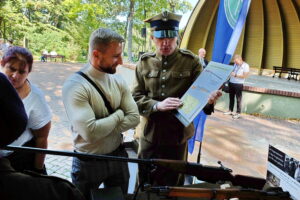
162, 11, 169, 21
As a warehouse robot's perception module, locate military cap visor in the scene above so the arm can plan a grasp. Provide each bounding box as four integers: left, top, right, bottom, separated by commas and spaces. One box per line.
153, 30, 179, 38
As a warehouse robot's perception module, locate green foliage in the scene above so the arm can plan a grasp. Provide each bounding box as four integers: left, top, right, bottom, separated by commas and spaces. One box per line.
0, 0, 193, 62
26, 26, 82, 60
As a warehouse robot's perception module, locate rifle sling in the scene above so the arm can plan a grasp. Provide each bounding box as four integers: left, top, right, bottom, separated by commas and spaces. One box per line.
76, 71, 113, 114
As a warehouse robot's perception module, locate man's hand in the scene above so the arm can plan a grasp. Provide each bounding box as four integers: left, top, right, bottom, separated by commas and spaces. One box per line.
208, 90, 222, 105
156, 97, 183, 112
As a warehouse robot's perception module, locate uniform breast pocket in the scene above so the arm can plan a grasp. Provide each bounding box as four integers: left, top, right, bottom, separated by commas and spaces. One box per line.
142, 70, 160, 92
171, 71, 191, 79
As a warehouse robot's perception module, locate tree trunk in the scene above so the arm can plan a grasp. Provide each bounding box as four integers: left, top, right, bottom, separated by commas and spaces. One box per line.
126, 0, 134, 62
23, 37, 28, 48
0, 17, 3, 37
3, 20, 6, 40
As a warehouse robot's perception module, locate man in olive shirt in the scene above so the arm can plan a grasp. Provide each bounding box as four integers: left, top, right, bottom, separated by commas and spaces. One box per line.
132, 11, 222, 186
62, 28, 140, 199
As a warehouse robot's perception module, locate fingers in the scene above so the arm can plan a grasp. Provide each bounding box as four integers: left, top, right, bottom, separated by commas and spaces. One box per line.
208, 90, 222, 104
166, 97, 182, 103
157, 97, 182, 111
215, 90, 223, 97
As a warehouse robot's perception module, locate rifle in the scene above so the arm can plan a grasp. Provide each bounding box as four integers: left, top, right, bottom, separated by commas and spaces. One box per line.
149, 186, 292, 200
147, 159, 266, 190
4, 146, 264, 190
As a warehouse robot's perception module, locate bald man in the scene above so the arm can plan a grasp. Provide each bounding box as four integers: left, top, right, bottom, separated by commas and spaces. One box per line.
198, 48, 208, 68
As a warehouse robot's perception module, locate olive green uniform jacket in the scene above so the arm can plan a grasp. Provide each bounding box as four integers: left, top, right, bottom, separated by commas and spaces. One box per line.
132, 48, 213, 146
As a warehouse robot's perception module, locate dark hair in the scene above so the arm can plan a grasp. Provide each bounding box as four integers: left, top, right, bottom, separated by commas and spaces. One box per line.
1, 46, 33, 72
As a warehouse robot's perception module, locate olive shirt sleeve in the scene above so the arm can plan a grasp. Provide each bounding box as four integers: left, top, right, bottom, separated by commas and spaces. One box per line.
0, 73, 28, 147
132, 60, 159, 117
62, 79, 124, 143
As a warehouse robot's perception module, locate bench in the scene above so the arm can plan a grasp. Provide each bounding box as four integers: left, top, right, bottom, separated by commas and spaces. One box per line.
290, 68, 300, 80
272, 66, 300, 80
272, 66, 288, 78
42, 54, 65, 62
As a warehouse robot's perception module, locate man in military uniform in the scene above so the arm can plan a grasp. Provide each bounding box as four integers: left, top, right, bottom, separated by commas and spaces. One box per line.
132, 11, 222, 186
0, 72, 85, 200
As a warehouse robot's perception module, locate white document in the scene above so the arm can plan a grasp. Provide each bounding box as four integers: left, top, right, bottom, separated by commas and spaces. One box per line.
175, 61, 233, 127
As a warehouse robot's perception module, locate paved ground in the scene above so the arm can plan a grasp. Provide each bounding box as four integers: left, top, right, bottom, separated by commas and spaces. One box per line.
28, 61, 300, 185
246, 74, 300, 93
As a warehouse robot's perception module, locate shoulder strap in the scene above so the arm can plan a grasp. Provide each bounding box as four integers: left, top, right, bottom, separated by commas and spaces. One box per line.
76, 71, 113, 114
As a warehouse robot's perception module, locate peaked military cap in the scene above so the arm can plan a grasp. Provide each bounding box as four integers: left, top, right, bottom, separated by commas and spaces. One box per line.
144, 11, 182, 38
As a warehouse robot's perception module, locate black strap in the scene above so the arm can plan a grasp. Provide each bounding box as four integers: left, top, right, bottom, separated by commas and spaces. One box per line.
76, 71, 114, 114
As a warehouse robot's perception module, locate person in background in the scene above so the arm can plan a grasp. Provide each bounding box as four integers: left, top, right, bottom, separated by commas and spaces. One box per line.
223, 54, 249, 119
0, 72, 85, 200
41, 50, 48, 62
198, 48, 208, 68
7, 39, 13, 48
294, 163, 300, 182
0, 46, 52, 174
132, 11, 222, 186
288, 158, 297, 178
63, 28, 139, 199
50, 50, 57, 56
0, 38, 8, 60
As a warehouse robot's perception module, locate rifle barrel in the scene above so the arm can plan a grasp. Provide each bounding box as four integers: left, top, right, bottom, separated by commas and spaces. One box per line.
3, 145, 148, 164
3, 145, 266, 190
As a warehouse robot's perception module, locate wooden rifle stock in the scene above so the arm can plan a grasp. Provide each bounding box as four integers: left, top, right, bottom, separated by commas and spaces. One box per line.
150, 186, 292, 200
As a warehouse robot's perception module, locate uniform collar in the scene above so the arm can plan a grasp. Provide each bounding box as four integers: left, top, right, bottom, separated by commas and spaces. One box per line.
156, 47, 179, 61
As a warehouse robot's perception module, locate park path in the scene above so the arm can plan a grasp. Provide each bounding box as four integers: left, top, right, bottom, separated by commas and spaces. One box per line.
29, 61, 300, 183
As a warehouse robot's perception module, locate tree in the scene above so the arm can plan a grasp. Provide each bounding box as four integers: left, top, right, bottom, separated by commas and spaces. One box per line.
0, 0, 193, 62
126, 0, 135, 62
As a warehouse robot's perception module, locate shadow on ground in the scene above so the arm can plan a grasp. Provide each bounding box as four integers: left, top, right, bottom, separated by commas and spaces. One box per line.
30, 61, 300, 180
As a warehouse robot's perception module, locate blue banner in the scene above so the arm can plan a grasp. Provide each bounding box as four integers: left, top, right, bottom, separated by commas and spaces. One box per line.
189, 0, 251, 155
188, 110, 207, 153
212, 0, 251, 64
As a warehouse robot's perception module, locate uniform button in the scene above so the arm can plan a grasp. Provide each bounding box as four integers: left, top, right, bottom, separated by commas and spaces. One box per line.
162, 85, 165, 88
162, 69, 166, 73
162, 76, 165, 80
164, 62, 167, 65
161, 93, 165, 96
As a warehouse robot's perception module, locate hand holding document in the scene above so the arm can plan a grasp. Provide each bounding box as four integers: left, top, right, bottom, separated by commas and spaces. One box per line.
175, 61, 234, 126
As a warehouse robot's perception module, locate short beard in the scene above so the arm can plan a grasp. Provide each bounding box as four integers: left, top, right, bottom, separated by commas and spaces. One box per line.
99, 65, 116, 74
